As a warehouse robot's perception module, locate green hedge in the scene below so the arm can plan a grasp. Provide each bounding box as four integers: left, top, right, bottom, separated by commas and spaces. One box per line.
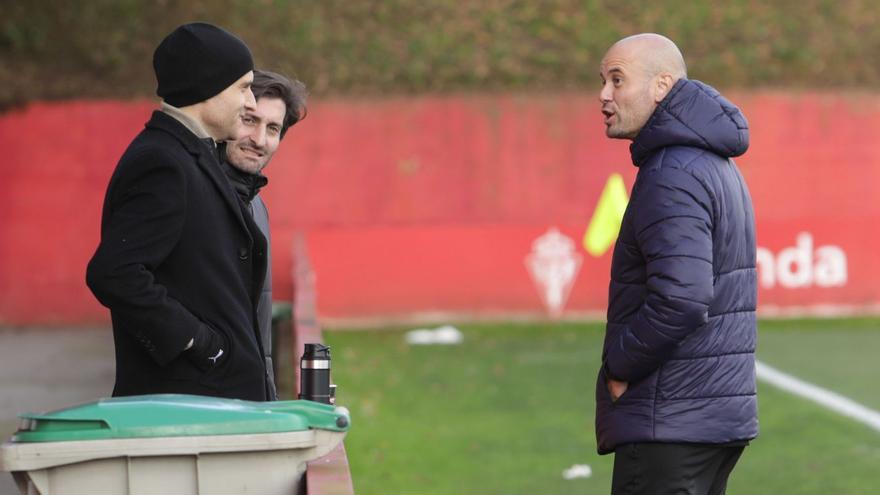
3, 1, 880, 109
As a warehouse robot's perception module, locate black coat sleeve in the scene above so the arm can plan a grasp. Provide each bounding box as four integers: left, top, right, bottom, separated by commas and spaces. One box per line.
87, 148, 212, 366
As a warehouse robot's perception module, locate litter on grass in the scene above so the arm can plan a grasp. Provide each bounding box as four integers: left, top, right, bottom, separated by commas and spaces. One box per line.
405, 325, 464, 345
562, 464, 592, 480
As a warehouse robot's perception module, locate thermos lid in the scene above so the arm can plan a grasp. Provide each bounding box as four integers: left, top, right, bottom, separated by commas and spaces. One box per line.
303, 343, 330, 360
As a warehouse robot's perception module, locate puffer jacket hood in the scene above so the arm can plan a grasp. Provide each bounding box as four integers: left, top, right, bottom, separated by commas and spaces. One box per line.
630, 78, 749, 167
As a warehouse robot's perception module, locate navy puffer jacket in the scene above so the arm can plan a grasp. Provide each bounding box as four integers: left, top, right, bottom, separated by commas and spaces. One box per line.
595, 79, 758, 454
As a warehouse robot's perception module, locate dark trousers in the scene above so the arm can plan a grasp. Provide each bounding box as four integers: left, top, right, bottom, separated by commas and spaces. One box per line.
611, 443, 745, 495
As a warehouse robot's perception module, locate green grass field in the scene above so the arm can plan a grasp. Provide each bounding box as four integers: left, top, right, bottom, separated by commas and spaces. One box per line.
325, 318, 880, 494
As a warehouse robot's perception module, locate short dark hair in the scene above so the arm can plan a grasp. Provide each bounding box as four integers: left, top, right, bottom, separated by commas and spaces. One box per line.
251, 70, 308, 138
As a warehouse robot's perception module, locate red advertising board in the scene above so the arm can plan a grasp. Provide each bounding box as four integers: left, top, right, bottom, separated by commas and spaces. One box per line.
1, 92, 878, 324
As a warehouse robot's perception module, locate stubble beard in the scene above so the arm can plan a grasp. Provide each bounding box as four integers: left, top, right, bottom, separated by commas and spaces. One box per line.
227, 146, 264, 175
606, 116, 637, 140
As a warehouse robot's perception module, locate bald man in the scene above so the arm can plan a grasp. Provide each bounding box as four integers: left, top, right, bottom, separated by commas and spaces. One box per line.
595, 34, 757, 494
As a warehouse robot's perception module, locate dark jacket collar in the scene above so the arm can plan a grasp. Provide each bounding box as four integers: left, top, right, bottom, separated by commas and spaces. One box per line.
144, 111, 251, 234
630, 79, 750, 167
219, 144, 269, 204
160, 102, 212, 140
145, 111, 215, 156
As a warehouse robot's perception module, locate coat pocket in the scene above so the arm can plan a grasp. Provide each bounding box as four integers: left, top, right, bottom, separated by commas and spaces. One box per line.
597, 367, 617, 405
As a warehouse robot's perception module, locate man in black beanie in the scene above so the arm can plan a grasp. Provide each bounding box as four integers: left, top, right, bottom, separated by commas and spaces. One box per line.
87, 22, 273, 401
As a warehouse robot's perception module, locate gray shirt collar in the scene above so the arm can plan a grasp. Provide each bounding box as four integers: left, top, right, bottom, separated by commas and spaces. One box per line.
160, 102, 214, 143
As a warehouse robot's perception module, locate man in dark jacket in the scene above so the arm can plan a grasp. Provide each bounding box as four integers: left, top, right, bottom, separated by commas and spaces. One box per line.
222, 70, 308, 400
87, 22, 271, 401
596, 33, 758, 494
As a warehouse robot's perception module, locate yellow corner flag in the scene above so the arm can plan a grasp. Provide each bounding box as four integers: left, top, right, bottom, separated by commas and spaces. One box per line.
583, 173, 629, 257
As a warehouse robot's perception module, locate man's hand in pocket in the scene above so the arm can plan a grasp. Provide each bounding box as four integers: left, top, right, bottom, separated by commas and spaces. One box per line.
186, 325, 227, 371
607, 378, 628, 402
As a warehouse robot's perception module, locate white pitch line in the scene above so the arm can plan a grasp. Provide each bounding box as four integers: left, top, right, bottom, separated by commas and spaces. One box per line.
756, 360, 880, 432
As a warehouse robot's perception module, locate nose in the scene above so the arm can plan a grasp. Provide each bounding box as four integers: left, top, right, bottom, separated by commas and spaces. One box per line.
599, 81, 612, 104
251, 124, 267, 147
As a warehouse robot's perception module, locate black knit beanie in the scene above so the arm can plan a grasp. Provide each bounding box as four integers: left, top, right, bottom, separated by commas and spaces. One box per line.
153, 22, 254, 107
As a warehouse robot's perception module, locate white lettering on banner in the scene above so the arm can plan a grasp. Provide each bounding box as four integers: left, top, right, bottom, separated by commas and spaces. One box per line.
526, 228, 582, 317
756, 232, 848, 289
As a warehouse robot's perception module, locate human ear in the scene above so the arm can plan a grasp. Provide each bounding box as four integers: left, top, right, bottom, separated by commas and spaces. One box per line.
653, 73, 674, 103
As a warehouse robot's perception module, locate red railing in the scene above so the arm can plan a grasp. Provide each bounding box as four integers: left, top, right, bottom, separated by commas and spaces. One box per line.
291, 234, 355, 495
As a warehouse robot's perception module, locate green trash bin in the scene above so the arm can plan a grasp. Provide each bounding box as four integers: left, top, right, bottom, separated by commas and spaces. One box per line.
0, 394, 350, 495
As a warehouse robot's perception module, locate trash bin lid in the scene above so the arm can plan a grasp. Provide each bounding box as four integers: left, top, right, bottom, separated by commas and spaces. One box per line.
12, 394, 350, 442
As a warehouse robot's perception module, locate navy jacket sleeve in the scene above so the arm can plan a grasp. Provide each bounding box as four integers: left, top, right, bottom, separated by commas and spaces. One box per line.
604, 167, 715, 383
86, 149, 211, 366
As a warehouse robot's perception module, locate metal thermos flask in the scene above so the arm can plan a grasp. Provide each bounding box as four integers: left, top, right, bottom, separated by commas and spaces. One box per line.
299, 343, 331, 404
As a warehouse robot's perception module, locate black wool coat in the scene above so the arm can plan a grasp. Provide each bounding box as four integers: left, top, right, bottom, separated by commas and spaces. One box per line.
87, 111, 270, 400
